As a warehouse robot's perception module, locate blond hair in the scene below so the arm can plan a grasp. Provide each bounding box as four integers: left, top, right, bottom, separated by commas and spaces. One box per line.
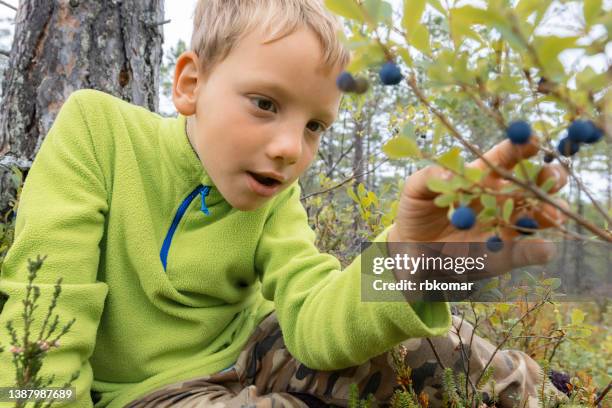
190, 0, 350, 73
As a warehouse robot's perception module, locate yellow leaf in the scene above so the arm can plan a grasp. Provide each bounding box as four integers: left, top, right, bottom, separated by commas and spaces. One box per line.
383, 137, 422, 159
325, 0, 365, 22
402, 0, 426, 36
411, 25, 430, 55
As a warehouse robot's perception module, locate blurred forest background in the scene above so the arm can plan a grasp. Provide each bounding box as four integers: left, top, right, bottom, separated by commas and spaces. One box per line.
0, 0, 610, 404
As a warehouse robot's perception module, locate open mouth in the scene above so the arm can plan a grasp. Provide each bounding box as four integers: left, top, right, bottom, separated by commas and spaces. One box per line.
247, 172, 282, 187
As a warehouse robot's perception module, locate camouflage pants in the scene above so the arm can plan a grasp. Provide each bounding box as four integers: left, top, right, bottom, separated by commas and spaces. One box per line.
126, 312, 564, 408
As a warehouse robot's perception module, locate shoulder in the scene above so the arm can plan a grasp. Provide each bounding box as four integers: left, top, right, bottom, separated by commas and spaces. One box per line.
63, 88, 163, 147
66, 89, 160, 122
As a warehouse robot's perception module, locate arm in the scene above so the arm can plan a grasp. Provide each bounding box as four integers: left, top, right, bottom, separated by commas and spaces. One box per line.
255, 183, 451, 371
0, 90, 109, 407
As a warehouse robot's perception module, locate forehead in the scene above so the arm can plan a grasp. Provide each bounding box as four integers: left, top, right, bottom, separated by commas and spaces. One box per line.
221, 26, 344, 122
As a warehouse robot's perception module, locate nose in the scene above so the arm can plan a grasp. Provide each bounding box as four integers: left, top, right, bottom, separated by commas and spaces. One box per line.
265, 125, 303, 165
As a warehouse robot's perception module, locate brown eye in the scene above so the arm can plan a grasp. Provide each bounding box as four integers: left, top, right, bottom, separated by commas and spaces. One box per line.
251, 97, 276, 112
307, 121, 325, 133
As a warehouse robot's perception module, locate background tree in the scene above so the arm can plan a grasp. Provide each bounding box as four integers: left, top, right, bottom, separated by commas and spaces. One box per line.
0, 0, 165, 213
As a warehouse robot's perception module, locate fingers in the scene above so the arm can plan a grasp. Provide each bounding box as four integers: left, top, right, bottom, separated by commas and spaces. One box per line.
532, 198, 570, 229
404, 165, 452, 200
470, 137, 540, 178
536, 164, 568, 194
510, 239, 557, 269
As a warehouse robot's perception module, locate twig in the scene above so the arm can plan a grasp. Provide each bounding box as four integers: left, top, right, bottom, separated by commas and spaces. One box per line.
147, 19, 170, 27
406, 74, 612, 242
300, 159, 388, 200
473, 297, 550, 387
425, 337, 446, 370
594, 381, 611, 406
0, 49, 9, 57
0, 0, 16, 11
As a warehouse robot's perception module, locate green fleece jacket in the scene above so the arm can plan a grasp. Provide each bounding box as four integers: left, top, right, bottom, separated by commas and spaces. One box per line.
0, 89, 451, 407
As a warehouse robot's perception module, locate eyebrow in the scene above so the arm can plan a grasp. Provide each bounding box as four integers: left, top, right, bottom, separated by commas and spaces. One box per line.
253, 79, 337, 125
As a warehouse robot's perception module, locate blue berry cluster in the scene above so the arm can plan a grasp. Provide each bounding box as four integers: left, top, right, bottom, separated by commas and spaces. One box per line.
335, 72, 369, 94
557, 119, 603, 157
336, 61, 404, 94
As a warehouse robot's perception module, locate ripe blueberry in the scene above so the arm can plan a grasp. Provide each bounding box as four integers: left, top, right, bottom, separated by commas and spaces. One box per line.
379, 62, 403, 85
486, 235, 504, 252
336, 71, 357, 93
567, 120, 594, 143
506, 121, 531, 145
583, 122, 603, 144
543, 153, 555, 163
451, 206, 476, 230
557, 137, 580, 156
515, 217, 538, 235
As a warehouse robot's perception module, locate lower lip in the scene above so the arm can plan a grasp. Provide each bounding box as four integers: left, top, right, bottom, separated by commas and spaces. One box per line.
246, 172, 282, 197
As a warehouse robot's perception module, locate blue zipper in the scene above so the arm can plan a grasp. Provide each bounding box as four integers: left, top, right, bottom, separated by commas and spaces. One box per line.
160, 185, 211, 271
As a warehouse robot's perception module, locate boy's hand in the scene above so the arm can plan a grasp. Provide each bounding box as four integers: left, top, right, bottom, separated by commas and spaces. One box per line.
387, 137, 570, 275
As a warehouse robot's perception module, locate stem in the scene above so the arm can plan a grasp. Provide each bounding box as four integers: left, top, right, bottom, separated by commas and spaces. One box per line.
406, 74, 612, 242
300, 159, 388, 200
473, 297, 550, 387
0, 0, 16, 11
594, 381, 612, 406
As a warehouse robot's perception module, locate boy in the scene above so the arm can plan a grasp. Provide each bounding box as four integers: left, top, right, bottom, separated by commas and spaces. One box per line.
0, 1, 568, 407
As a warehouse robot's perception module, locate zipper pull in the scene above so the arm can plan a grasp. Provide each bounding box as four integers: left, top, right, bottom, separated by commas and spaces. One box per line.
200, 186, 211, 215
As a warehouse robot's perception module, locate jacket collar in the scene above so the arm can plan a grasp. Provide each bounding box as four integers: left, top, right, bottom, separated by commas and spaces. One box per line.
159, 113, 224, 207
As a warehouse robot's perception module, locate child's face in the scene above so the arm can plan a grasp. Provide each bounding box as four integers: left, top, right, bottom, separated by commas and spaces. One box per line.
174, 26, 344, 211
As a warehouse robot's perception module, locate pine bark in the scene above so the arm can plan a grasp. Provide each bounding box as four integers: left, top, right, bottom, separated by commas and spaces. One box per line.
0, 0, 164, 212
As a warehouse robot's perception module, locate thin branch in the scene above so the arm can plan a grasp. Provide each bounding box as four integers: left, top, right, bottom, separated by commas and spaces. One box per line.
473, 297, 550, 387
406, 74, 612, 242
0, 0, 16, 11
594, 381, 611, 406
300, 159, 388, 201
425, 337, 446, 370
0, 49, 9, 57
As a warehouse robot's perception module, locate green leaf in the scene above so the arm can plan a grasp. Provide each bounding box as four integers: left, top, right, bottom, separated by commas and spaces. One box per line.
437, 147, 464, 173
514, 160, 540, 182
464, 167, 484, 183
346, 185, 359, 203
427, 178, 452, 193
584, 0, 602, 27
402, 0, 426, 36
411, 25, 431, 54
363, 0, 393, 24
540, 176, 556, 193
325, 0, 365, 22
434, 192, 456, 207
382, 137, 422, 159
533, 36, 578, 79
480, 194, 497, 209
502, 199, 514, 223
571, 308, 585, 325
427, 0, 446, 15
401, 123, 416, 138
358, 182, 366, 196
346, 43, 386, 72
542, 278, 561, 290
515, 0, 542, 19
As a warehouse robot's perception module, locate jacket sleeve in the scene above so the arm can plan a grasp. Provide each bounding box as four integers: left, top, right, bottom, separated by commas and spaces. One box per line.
255, 183, 451, 371
0, 90, 109, 408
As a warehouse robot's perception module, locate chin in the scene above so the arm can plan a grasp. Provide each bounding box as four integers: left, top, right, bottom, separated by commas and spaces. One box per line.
228, 196, 269, 212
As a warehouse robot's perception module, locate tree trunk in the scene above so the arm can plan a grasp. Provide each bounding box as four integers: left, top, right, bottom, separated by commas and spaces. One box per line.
0, 0, 164, 212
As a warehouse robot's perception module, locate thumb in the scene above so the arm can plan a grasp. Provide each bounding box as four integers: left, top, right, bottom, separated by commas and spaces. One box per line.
510, 239, 557, 269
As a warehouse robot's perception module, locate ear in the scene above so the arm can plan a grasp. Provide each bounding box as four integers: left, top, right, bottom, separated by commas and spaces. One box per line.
172, 51, 202, 116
